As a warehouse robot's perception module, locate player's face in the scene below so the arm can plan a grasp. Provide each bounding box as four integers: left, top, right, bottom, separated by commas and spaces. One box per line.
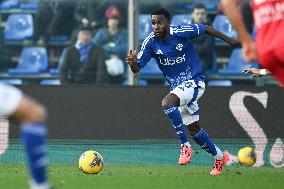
151, 15, 170, 39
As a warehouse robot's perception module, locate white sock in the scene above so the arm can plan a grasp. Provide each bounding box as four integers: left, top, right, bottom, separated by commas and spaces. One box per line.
214, 145, 224, 160
30, 180, 50, 189
183, 141, 191, 148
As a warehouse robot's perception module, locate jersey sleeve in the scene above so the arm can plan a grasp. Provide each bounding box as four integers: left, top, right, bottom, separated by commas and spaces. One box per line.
137, 33, 155, 68
172, 24, 206, 39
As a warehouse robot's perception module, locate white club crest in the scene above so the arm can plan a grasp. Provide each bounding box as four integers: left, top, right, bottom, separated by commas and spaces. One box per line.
176, 44, 183, 51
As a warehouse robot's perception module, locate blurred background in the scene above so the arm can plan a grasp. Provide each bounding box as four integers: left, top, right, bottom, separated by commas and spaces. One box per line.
0, 0, 283, 168
0, 0, 279, 87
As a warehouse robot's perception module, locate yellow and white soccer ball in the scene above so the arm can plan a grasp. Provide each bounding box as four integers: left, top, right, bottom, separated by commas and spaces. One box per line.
79, 150, 104, 174
237, 147, 256, 167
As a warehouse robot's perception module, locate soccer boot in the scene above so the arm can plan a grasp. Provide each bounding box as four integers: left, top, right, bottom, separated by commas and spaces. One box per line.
178, 144, 193, 165
210, 151, 229, 175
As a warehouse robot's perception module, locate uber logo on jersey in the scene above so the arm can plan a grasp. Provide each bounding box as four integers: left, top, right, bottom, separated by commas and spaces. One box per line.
176, 44, 183, 51
159, 54, 186, 66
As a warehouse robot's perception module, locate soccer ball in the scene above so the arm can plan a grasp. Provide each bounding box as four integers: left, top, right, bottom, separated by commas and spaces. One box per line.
237, 147, 256, 167
79, 150, 104, 174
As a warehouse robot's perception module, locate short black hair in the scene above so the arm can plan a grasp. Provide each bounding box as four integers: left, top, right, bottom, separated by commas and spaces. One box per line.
192, 3, 207, 11
151, 8, 171, 21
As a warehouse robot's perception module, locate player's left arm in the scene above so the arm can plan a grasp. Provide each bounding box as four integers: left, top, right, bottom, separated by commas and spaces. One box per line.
204, 25, 241, 46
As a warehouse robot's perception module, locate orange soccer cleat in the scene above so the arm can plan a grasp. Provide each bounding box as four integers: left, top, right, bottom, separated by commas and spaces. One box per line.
210, 151, 229, 175
178, 144, 193, 165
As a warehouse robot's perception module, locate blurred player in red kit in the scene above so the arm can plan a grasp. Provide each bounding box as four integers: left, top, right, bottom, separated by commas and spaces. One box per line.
222, 0, 284, 87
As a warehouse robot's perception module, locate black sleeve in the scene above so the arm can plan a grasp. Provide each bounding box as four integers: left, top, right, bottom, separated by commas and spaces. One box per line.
79, 45, 107, 84
93, 46, 107, 84
59, 47, 80, 84
59, 49, 70, 84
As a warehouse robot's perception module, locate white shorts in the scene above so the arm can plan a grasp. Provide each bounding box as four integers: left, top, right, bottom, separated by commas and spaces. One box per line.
171, 79, 205, 125
0, 84, 22, 117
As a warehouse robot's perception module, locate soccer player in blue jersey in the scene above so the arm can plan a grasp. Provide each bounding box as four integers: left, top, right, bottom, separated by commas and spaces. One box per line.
126, 8, 240, 175
0, 84, 50, 189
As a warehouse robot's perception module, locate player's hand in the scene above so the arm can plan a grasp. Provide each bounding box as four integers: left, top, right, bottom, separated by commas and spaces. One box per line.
242, 68, 261, 77
126, 50, 140, 73
126, 50, 137, 66
242, 38, 257, 62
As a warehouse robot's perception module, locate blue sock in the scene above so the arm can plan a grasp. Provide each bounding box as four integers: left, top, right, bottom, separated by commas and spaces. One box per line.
164, 105, 189, 144
190, 128, 217, 156
21, 122, 48, 184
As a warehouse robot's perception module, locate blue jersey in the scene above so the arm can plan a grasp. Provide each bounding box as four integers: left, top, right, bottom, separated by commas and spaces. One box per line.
137, 24, 206, 90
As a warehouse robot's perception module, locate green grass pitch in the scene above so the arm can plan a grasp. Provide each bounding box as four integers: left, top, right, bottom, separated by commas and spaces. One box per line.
1, 140, 283, 189
1, 164, 283, 189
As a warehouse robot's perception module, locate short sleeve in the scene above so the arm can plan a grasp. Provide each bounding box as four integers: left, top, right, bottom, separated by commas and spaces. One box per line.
137, 33, 155, 68
172, 24, 205, 39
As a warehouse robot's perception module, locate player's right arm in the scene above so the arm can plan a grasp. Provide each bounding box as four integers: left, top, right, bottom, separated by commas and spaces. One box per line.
126, 33, 155, 73
126, 50, 140, 73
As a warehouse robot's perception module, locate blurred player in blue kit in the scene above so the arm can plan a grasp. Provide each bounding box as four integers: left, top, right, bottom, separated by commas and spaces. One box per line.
126, 8, 240, 175
0, 84, 50, 189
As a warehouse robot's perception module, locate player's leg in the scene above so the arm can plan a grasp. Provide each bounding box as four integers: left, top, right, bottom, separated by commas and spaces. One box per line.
162, 93, 193, 165
186, 121, 224, 160
186, 121, 228, 175
0, 84, 50, 189
13, 96, 50, 189
181, 82, 222, 159
183, 82, 228, 175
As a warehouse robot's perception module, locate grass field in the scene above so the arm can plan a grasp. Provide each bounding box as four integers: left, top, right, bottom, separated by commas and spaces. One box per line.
0, 164, 284, 189
0, 140, 283, 189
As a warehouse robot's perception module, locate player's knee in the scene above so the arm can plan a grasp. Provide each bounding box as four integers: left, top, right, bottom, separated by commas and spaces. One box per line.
161, 99, 175, 109
186, 121, 201, 134
161, 94, 179, 109
25, 102, 47, 122
161, 99, 170, 109
14, 96, 47, 122
33, 103, 47, 122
